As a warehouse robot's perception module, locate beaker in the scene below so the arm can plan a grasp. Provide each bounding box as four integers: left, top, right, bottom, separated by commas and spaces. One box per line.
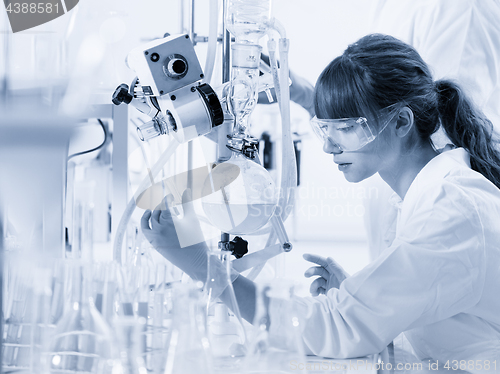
242, 280, 307, 374
201, 151, 277, 235
205, 250, 247, 371
113, 316, 147, 374
2, 256, 58, 373
44, 261, 116, 374
164, 283, 213, 374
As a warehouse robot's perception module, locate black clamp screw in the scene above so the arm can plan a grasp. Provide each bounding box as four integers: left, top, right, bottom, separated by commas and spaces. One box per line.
219, 236, 248, 259
112, 84, 133, 105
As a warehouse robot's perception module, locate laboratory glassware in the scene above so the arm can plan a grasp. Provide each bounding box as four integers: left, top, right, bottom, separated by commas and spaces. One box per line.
70, 182, 95, 261
150, 263, 173, 374
2, 256, 59, 373
229, 43, 262, 136
45, 261, 116, 374
242, 280, 307, 374
201, 151, 277, 235
2, 255, 35, 371
113, 316, 147, 374
205, 250, 247, 371
164, 283, 213, 374
226, 0, 272, 44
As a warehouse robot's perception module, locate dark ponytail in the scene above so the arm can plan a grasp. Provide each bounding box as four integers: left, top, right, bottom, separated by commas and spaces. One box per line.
314, 34, 500, 189
436, 80, 500, 189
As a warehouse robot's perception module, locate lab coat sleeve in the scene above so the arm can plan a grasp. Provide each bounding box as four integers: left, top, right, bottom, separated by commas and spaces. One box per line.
275, 181, 486, 358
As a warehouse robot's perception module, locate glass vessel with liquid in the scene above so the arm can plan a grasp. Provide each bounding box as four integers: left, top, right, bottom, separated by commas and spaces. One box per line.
201, 152, 277, 235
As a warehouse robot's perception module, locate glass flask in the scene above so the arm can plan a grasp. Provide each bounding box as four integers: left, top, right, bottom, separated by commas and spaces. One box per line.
2, 255, 35, 371
242, 280, 307, 374
2, 256, 57, 373
45, 262, 116, 374
226, 0, 272, 44
201, 152, 277, 235
164, 283, 213, 374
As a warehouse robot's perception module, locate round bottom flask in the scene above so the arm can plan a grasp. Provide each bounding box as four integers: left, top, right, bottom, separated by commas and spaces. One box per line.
201, 152, 277, 235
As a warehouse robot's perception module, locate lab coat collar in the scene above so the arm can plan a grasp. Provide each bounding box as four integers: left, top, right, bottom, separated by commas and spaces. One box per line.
402, 147, 470, 206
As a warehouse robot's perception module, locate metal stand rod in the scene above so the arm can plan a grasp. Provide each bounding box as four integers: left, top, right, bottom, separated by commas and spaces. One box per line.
181, 0, 196, 191
220, 0, 232, 243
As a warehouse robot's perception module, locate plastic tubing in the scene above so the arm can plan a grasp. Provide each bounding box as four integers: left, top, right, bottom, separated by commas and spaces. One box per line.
204, 0, 219, 84
113, 139, 180, 263
268, 17, 287, 39
267, 38, 281, 106
277, 36, 297, 221
267, 19, 297, 222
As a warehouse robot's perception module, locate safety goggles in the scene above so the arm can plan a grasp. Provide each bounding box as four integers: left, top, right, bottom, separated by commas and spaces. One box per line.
310, 104, 401, 152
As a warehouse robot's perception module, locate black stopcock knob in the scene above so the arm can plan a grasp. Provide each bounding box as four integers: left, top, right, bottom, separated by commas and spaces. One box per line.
112, 84, 134, 105
230, 236, 248, 259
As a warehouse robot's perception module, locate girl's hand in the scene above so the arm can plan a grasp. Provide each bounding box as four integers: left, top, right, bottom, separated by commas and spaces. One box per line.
303, 253, 349, 296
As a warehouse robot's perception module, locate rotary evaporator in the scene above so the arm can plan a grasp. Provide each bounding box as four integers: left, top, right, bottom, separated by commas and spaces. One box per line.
112, 0, 296, 274
112, 2, 299, 369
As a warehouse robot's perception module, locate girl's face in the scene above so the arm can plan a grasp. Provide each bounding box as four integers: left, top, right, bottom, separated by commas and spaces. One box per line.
322, 113, 400, 183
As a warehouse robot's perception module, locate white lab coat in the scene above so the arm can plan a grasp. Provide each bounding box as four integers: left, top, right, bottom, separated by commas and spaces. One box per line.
271, 149, 500, 370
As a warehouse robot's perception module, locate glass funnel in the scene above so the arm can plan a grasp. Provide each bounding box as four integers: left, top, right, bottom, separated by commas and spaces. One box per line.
201, 152, 277, 235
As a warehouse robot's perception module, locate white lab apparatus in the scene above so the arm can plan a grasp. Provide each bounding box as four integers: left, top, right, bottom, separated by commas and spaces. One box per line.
0, 0, 396, 373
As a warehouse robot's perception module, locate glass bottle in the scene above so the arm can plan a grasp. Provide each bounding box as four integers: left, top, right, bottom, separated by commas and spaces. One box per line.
243, 280, 307, 373
45, 261, 116, 374
202, 151, 277, 235
164, 283, 213, 374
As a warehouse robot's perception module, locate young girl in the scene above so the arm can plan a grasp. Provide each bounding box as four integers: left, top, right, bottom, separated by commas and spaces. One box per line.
141, 34, 500, 368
